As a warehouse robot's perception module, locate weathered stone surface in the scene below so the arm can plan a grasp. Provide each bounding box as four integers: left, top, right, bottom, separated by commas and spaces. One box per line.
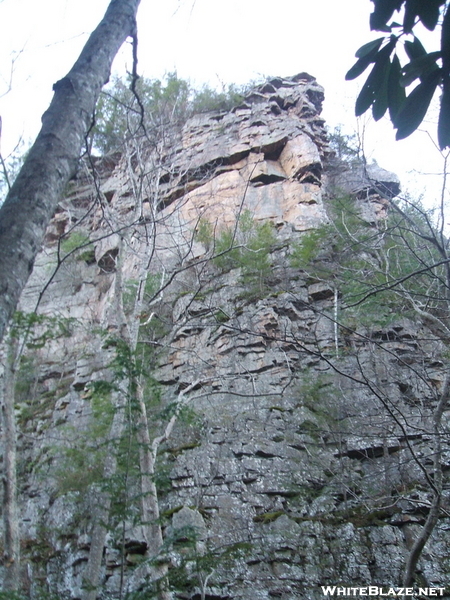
3, 75, 449, 600
171, 506, 207, 541
329, 160, 401, 201
279, 133, 321, 179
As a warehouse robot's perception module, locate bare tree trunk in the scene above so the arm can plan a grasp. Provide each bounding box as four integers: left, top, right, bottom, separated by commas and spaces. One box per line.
402, 374, 450, 587
333, 286, 339, 357
136, 383, 172, 600
0, 0, 142, 343
136, 380, 200, 600
0, 335, 20, 591
83, 240, 129, 600
82, 404, 126, 600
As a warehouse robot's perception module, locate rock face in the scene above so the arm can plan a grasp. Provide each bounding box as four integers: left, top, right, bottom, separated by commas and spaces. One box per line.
2, 75, 450, 599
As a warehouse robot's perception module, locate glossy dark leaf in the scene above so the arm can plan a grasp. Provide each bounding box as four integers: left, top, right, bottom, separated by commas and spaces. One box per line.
401, 51, 441, 87
404, 36, 427, 61
388, 54, 406, 123
370, 0, 403, 31
355, 38, 397, 116
438, 83, 450, 149
403, 0, 418, 34
356, 59, 389, 116
346, 57, 373, 81
441, 5, 450, 75
355, 75, 377, 116
395, 69, 441, 139
350, 0, 448, 144
355, 37, 385, 59
372, 60, 391, 120
346, 47, 381, 81
417, 0, 445, 31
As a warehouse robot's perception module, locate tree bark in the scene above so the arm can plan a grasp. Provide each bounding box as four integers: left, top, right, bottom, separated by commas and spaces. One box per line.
83, 239, 128, 600
0, 335, 20, 591
136, 380, 199, 600
136, 383, 172, 600
0, 0, 142, 343
402, 374, 450, 587
82, 404, 126, 600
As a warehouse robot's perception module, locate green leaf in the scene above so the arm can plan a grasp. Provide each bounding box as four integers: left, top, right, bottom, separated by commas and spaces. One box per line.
355, 69, 378, 116
403, 0, 418, 34
404, 37, 428, 61
395, 69, 441, 140
355, 39, 397, 116
372, 60, 391, 120
370, 0, 403, 31
346, 44, 382, 80
355, 37, 385, 58
441, 6, 450, 75
401, 51, 441, 87
388, 54, 406, 123
355, 63, 385, 116
417, 0, 445, 31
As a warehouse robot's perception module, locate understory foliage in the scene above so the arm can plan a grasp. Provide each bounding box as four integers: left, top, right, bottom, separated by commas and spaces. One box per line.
196, 209, 276, 297
55, 327, 162, 493
127, 531, 251, 600
92, 72, 248, 154
4, 62, 450, 596
327, 126, 362, 166
291, 193, 449, 329
0, 57, 262, 598
10, 311, 76, 349
291, 176, 450, 587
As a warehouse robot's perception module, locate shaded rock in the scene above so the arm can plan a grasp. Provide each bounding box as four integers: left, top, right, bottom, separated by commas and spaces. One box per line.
330, 161, 400, 201
172, 506, 208, 541
8, 74, 448, 600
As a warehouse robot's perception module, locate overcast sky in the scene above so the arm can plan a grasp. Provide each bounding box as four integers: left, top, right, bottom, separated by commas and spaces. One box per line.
0, 0, 447, 206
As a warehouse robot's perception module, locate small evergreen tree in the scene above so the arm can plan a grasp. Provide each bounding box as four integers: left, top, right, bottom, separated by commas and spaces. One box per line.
291, 189, 450, 586
196, 209, 276, 299
92, 73, 247, 154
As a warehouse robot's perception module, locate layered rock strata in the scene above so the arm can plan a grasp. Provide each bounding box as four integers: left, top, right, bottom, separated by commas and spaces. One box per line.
2, 74, 449, 600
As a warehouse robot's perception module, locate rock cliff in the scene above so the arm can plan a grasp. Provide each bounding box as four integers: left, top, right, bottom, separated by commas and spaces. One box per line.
1, 74, 449, 600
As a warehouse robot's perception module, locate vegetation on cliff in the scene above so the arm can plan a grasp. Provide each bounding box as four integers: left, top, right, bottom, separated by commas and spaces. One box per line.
92, 72, 248, 154
1, 72, 450, 599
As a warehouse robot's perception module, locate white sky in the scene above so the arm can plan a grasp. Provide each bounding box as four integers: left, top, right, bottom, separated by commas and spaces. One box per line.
0, 0, 447, 207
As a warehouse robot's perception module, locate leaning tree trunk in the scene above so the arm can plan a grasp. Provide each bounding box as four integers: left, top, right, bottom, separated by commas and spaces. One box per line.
0, 0, 142, 343
0, 334, 20, 591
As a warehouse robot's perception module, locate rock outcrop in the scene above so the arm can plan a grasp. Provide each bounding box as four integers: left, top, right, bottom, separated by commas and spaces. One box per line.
2, 74, 449, 600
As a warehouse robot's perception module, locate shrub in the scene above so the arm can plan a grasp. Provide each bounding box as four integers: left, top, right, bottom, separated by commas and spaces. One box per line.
92, 72, 248, 154
60, 231, 91, 256
196, 210, 276, 298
